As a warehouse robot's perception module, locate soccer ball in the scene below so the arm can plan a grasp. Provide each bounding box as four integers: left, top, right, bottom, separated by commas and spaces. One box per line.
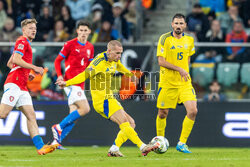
151, 136, 169, 154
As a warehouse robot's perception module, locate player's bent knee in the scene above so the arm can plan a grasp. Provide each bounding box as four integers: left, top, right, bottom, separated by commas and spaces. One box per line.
158, 113, 167, 119
0, 113, 8, 119
188, 108, 198, 119
78, 107, 90, 116
130, 120, 136, 129
130, 123, 136, 129
158, 109, 168, 119
191, 107, 198, 115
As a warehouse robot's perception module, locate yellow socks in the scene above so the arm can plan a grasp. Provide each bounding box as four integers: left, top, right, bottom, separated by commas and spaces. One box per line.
120, 122, 144, 148
114, 130, 128, 147
179, 116, 195, 144
156, 115, 166, 136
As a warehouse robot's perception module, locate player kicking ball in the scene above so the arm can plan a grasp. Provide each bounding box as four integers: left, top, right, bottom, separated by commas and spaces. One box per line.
55, 40, 159, 156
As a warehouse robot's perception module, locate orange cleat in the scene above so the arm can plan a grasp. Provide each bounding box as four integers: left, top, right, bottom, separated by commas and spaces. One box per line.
37, 144, 59, 155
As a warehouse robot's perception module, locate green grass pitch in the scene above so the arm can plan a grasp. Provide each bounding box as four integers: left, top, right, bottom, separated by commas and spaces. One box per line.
0, 146, 250, 167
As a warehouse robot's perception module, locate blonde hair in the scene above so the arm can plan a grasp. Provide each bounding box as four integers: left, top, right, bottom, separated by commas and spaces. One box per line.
21, 19, 37, 28
107, 40, 122, 49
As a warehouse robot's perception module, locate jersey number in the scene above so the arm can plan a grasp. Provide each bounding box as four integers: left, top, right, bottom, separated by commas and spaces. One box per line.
177, 52, 183, 60
81, 58, 84, 66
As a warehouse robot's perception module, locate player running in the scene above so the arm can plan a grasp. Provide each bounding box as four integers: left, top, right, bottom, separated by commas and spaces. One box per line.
0, 19, 58, 155
156, 13, 198, 153
55, 40, 159, 157
51, 20, 94, 149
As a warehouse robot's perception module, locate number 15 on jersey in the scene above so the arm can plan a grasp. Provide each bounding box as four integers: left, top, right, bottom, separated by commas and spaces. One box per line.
177, 52, 183, 60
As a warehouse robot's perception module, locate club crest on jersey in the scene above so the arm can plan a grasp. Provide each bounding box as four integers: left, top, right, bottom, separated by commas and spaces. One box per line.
87, 49, 91, 56
9, 96, 14, 102
18, 44, 24, 50
184, 44, 188, 49
160, 47, 164, 53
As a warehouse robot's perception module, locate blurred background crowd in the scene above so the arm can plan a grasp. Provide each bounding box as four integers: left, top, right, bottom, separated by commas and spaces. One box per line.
0, 0, 250, 101
0, 0, 142, 43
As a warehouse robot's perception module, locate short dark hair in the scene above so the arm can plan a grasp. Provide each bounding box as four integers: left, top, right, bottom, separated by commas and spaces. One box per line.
172, 13, 186, 22
193, 3, 201, 8
76, 20, 91, 29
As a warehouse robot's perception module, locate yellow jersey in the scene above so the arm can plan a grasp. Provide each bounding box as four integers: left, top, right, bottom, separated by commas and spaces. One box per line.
65, 51, 133, 101
157, 32, 195, 88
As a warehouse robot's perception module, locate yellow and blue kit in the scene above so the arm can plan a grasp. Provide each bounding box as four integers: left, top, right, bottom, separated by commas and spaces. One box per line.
156, 32, 197, 109
66, 51, 133, 118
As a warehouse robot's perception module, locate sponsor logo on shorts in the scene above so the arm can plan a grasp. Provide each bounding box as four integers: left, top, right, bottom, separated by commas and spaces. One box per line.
9, 96, 14, 102
161, 101, 165, 107
77, 92, 82, 97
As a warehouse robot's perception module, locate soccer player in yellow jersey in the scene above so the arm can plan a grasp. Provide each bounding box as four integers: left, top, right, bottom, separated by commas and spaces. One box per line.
55, 40, 159, 157
156, 13, 198, 153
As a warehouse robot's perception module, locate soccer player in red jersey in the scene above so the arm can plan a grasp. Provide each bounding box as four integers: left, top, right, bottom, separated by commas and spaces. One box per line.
52, 20, 94, 148
0, 19, 58, 155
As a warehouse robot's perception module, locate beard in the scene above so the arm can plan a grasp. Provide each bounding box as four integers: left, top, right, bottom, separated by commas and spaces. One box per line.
175, 28, 183, 35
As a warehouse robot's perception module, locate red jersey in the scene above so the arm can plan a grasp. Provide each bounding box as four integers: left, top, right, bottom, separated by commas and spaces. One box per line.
54, 38, 94, 89
5, 36, 33, 91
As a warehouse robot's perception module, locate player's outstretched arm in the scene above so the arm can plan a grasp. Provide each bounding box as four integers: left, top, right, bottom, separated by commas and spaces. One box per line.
65, 70, 90, 87
117, 61, 134, 77
12, 53, 44, 75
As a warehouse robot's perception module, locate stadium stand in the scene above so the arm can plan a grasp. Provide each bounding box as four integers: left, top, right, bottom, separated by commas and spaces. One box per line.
217, 62, 240, 87
191, 63, 215, 87
44, 61, 55, 71
240, 63, 250, 87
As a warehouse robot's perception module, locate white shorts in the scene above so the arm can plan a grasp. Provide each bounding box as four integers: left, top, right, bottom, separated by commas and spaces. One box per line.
64, 86, 87, 105
1, 83, 33, 107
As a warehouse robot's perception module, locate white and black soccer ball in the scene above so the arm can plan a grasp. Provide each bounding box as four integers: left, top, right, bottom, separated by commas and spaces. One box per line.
151, 136, 169, 154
